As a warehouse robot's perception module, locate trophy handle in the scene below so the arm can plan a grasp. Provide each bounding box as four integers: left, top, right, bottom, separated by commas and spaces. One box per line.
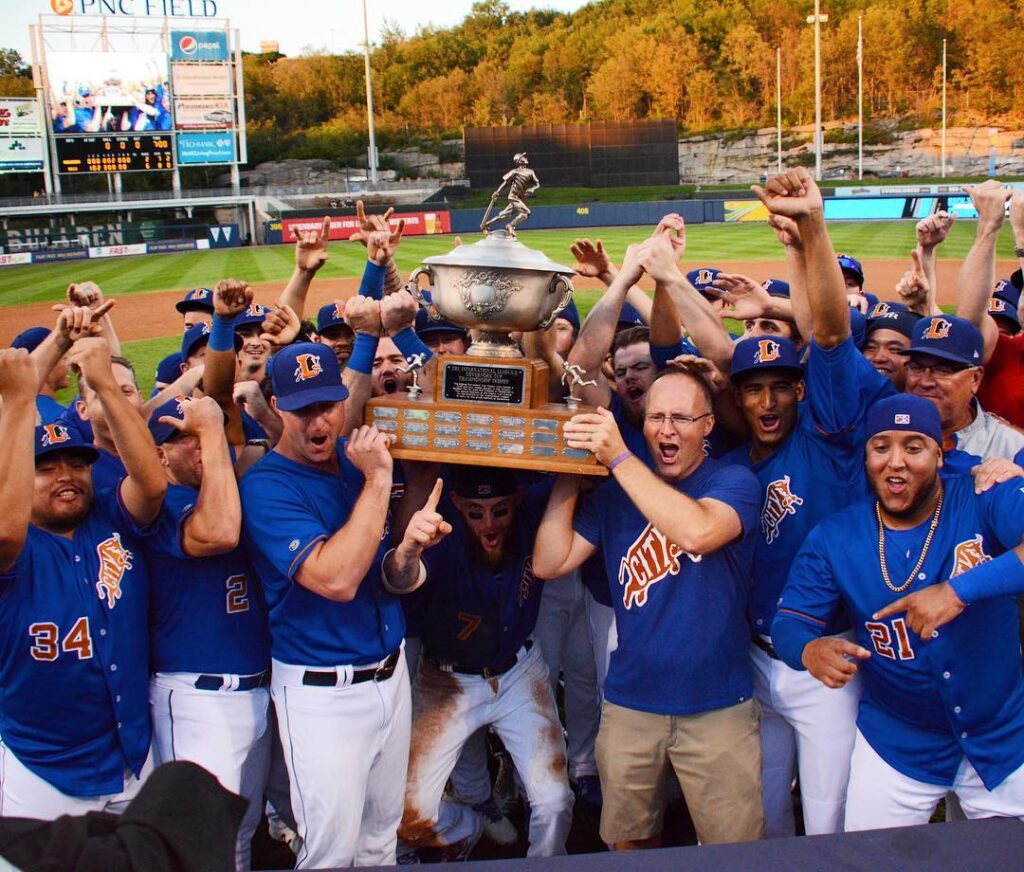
407, 267, 442, 321
537, 274, 573, 330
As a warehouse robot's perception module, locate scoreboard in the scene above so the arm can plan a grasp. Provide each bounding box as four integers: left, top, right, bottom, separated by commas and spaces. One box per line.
55, 135, 174, 174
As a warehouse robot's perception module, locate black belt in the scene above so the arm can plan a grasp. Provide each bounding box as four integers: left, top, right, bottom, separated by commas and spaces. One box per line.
429, 639, 532, 679
752, 635, 780, 661
302, 648, 401, 686
194, 671, 268, 691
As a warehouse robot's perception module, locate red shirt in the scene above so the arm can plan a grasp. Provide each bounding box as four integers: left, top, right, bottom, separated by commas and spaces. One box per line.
978, 332, 1024, 429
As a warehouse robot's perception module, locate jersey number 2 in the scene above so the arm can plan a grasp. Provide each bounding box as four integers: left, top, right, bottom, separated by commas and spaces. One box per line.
29, 617, 93, 662
226, 575, 250, 614
865, 618, 915, 661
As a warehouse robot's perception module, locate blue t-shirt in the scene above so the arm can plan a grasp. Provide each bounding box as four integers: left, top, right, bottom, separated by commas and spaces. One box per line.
404, 480, 552, 670
721, 338, 879, 635
0, 487, 153, 797
609, 392, 650, 463
773, 475, 1024, 790
145, 484, 270, 675
240, 442, 404, 666
574, 457, 760, 715
35, 395, 65, 424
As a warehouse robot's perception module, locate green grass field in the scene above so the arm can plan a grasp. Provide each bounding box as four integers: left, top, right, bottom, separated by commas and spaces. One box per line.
2, 220, 1017, 309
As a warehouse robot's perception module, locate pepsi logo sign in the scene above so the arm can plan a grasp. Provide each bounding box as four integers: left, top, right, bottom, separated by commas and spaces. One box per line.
179, 35, 198, 55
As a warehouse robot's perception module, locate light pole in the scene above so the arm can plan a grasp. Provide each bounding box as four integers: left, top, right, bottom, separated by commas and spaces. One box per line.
857, 15, 863, 179
776, 47, 783, 174
806, 0, 828, 180
941, 38, 947, 178
361, 0, 379, 184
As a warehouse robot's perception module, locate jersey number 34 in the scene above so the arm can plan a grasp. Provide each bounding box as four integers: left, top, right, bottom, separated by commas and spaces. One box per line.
29, 617, 93, 662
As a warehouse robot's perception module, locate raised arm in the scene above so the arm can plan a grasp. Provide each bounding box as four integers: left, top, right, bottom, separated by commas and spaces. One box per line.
382, 477, 452, 593
914, 211, 955, 316
532, 475, 597, 580
767, 214, 813, 343
66, 283, 121, 356
278, 216, 332, 320
69, 338, 165, 525
956, 180, 1011, 362
753, 169, 848, 348
0, 350, 40, 571
31, 301, 114, 397
205, 279, 254, 447
293, 425, 393, 602
570, 238, 652, 322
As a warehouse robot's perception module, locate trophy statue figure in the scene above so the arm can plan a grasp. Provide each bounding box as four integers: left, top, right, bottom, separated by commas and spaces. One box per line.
481, 152, 540, 237
561, 361, 598, 412
399, 352, 427, 400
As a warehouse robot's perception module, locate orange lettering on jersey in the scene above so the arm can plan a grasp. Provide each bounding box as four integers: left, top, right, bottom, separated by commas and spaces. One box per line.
617, 523, 700, 609
95, 533, 133, 609
926, 318, 952, 339
293, 353, 323, 382
761, 475, 804, 545
950, 534, 991, 577
517, 556, 536, 607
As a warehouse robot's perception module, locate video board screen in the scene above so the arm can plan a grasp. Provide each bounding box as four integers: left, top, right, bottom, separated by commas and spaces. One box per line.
55, 135, 174, 174
46, 51, 172, 135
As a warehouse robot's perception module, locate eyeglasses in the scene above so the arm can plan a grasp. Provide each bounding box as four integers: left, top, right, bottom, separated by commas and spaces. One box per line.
644, 412, 712, 427
905, 360, 971, 379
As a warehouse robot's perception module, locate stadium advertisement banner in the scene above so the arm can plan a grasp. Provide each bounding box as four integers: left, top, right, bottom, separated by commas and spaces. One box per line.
177, 132, 236, 164
88, 243, 147, 259
170, 64, 232, 97
0, 253, 32, 267
208, 224, 240, 248
173, 98, 233, 130
46, 51, 172, 135
0, 137, 45, 172
281, 212, 452, 242
169, 30, 230, 63
146, 239, 198, 253
0, 100, 41, 135
32, 247, 88, 264
45, 1, 220, 18
724, 201, 770, 222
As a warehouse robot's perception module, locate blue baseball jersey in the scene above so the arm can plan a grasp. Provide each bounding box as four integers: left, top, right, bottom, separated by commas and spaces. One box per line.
609, 393, 650, 463
91, 448, 128, 492
35, 395, 65, 424
404, 480, 552, 670
240, 441, 404, 667
0, 487, 153, 797
145, 484, 271, 675
721, 338, 879, 636
574, 457, 760, 715
773, 474, 1024, 790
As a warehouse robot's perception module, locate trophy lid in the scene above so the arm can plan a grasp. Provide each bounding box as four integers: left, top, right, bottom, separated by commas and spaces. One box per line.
424, 233, 574, 276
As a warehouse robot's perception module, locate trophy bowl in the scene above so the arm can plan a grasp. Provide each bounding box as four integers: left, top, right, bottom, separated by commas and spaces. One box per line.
408, 233, 575, 358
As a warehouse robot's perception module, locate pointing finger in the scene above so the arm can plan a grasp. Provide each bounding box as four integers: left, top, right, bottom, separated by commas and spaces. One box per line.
423, 477, 444, 512
873, 598, 908, 621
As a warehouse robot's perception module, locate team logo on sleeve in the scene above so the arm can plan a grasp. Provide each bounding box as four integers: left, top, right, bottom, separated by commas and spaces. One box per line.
95, 533, 134, 609
755, 339, 781, 364
761, 476, 803, 544
293, 353, 323, 382
617, 523, 699, 610
926, 318, 952, 339
950, 534, 991, 576
41, 423, 70, 447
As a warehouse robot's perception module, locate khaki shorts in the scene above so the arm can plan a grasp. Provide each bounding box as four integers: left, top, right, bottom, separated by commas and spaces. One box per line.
595, 698, 765, 845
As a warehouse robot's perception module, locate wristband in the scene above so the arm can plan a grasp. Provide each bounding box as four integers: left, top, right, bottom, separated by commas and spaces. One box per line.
608, 450, 633, 471
381, 548, 427, 595
358, 260, 387, 300
391, 327, 433, 364
947, 549, 1024, 605
346, 331, 378, 375
209, 314, 236, 352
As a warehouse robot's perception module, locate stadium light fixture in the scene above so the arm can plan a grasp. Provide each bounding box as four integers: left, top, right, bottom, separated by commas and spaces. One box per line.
806, 0, 828, 181
361, 0, 379, 185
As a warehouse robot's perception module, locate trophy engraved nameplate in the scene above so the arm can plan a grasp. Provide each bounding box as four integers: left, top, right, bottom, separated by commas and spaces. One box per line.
365, 155, 607, 476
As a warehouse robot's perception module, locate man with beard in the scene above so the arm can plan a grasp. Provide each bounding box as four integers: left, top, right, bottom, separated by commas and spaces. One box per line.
773, 393, 1024, 830
145, 394, 271, 872
533, 366, 764, 848
393, 465, 573, 859
0, 336, 166, 817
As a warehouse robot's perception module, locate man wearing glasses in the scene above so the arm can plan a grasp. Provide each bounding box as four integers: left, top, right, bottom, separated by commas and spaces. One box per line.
533, 366, 765, 848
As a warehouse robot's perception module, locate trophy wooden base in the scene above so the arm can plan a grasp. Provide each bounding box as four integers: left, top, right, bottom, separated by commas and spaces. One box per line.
365, 355, 608, 476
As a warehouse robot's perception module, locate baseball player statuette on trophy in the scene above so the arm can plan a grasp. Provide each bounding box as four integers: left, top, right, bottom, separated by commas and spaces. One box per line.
364, 154, 607, 476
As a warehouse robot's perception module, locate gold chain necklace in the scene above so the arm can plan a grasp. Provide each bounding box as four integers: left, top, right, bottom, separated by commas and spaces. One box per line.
875, 487, 944, 593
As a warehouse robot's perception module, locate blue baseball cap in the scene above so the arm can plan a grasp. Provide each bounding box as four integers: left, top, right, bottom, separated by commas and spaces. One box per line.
730, 336, 804, 384
850, 308, 866, 349
685, 267, 721, 299
993, 279, 1021, 310
866, 309, 922, 341
180, 321, 211, 360
11, 326, 50, 352
838, 253, 864, 286
865, 394, 942, 448
34, 422, 99, 464
174, 287, 214, 314
988, 294, 1020, 332
154, 352, 184, 386
233, 303, 272, 331
867, 301, 909, 319
270, 342, 349, 412
316, 301, 351, 334
899, 314, 983, 367
415, 305, 468, 339
148, 395, 190, 446
556, 298, 580, 332
761, 278, 790, 299
617, 301, 645, 327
